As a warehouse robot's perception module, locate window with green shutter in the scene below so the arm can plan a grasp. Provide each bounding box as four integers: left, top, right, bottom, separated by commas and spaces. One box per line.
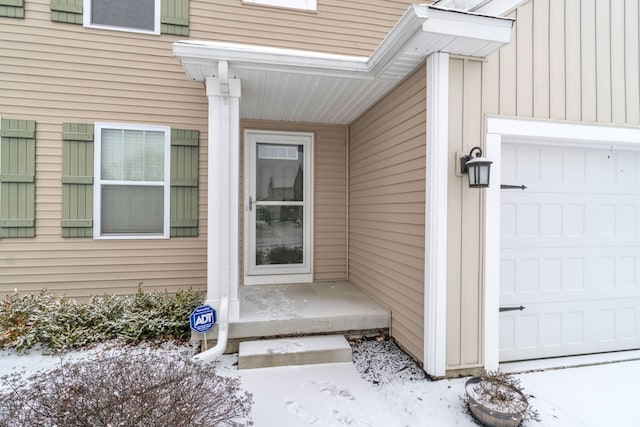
50, 0, 82, 24
61, 123, 94, 238
50, 0, 189, 35
0, 118, 36, 238
60, 123, 198, 238
0, 0, 25, 18
161, 0, 189, 36
170, 129, 199, 237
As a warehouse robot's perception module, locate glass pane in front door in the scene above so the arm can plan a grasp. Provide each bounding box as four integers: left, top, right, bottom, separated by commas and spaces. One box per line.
255, 143, 304, 267
256, 206, 303, 265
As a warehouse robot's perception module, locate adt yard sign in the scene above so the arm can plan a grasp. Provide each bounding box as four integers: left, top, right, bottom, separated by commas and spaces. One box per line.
190, 305, 217, 334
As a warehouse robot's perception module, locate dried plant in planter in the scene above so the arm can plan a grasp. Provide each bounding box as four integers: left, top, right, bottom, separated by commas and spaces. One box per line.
463, 370, 539, 427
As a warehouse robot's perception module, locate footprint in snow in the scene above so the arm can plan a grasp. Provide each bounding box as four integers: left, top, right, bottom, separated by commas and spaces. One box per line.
330, 408, 371, 426
314, 381, 355, 400
284, 399, 318, 424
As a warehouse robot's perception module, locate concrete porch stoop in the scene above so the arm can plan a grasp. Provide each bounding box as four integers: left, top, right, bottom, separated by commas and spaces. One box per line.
195, 281, 390, 363
238, 335, 352, 369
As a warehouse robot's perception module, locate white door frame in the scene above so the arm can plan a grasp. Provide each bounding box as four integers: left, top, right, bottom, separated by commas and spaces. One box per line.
243, 129, 314, 285
484, 117, 640, 370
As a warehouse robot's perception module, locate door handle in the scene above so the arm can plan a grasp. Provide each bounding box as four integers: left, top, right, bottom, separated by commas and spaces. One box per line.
248, 196, 253, 211
499, 305, 525, 312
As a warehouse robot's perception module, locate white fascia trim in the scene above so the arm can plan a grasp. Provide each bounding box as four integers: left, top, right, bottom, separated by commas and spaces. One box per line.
473, 0, 527, 16
424, 52, 449, 378
173, 4, 512, 81
422, 6, 513, 43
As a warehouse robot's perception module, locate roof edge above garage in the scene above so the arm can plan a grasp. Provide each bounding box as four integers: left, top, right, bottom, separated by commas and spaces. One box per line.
173, 4, 513, 124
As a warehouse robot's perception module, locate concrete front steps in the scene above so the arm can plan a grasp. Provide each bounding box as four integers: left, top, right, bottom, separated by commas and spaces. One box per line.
238, 334, 353, 369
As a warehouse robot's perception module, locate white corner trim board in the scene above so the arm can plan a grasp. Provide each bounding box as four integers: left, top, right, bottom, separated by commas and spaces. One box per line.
424, 52, 449, 378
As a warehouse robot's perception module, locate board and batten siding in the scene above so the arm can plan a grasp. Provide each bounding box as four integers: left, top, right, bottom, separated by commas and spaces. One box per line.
484, 0, 640, 125
0, 0, 208, 298
348, 65, 426, 362
447, 58, 485, 371
446, 0, 640, 372
239, 120, 348, 284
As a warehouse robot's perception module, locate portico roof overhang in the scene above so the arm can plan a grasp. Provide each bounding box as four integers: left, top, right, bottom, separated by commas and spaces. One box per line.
173, 4, 513, 125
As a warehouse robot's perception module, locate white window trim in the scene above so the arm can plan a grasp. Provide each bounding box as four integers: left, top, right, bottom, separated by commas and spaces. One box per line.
242, 0, 317, 12
83, 0, 161, 35
93, 122, 171, 240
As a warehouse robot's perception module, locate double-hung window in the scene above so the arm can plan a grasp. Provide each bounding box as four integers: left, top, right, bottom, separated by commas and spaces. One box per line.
94, 123, 170, 239
83, 0, 161, 34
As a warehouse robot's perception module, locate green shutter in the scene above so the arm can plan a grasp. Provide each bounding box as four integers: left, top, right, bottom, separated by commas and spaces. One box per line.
0, 0, 25, 19
61, 123, 94, 238
161, 0, 189, 36
170, 129, 198, 237
50, 0, 82, 24
0, 118, 36, 238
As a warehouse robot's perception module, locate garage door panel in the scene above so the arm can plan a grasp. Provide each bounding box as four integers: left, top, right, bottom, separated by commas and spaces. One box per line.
502, 194, 639, 243
503, 144, 640, 189
500, 142, 640, 361
500, 299, 640, 361
501, 250, 640, 304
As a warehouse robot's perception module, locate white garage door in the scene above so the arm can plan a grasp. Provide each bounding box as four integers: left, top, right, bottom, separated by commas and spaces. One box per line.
499, 142, 640, 362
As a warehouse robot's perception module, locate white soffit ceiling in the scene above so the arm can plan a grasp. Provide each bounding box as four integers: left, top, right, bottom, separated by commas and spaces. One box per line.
173, 4, 513, 125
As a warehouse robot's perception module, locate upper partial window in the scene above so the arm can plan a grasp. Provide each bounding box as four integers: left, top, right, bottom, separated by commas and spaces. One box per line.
242, 0, 316, 12
94, 123, 170, 239
83, 0, 160, 34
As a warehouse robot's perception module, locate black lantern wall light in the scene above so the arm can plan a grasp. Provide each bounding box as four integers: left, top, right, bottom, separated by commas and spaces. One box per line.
459, 146, 492, 188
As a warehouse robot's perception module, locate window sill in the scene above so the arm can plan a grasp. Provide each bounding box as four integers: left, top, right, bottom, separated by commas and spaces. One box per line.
241, 1, 318, 13
84, 23, 160, 36
94, 234, 169, 240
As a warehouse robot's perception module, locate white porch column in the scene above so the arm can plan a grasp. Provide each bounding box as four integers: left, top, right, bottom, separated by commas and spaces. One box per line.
424, 52, 449, 377
205, 62, 241, 320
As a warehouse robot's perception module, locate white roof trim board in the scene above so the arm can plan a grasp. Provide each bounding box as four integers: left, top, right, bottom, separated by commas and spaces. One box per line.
173, 4, 513, 124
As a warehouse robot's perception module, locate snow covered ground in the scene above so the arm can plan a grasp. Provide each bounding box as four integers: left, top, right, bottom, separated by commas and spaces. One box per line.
1, 340, 638, 427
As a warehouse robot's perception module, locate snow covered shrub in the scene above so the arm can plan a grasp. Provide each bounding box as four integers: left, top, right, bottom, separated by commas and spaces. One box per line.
0, 348, 253, 427
0, 287, 204, 352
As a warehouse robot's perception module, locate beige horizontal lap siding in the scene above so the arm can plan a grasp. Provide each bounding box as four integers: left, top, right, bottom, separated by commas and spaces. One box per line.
348, 65, 426, 363
239, 120, 347, 284
0, 0, 208, 298
189, 0, 418, 56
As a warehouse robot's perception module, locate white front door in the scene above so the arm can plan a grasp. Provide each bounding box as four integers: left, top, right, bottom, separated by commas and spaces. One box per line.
500, 141, 640, 361
244, 130, 313, 285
